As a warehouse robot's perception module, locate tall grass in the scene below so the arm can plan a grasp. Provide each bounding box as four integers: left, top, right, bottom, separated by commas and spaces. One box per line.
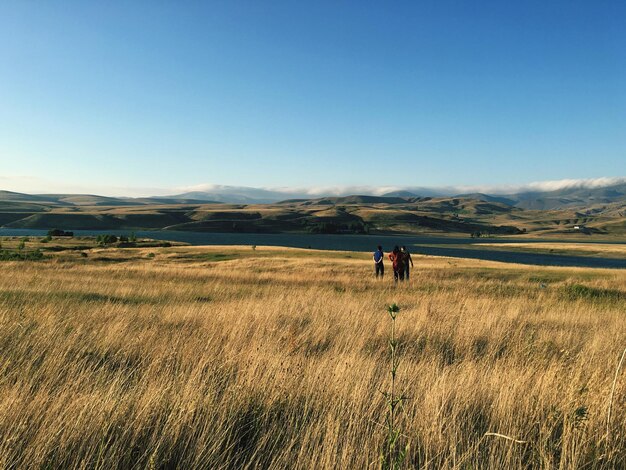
0, 246, 624, 468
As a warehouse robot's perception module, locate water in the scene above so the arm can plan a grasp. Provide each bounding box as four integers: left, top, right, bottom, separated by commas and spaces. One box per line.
2, 228, 625, 269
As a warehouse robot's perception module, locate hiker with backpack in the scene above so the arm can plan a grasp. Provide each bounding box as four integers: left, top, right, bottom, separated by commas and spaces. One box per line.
401, 246, 414, 280
388, 245, 405, 283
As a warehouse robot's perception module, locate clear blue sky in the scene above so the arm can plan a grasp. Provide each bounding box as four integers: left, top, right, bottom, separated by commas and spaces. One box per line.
1, 1, 624, 195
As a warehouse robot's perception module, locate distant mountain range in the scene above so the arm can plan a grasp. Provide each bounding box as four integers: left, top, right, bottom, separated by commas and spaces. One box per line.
0, 190, 217, 207
170, 182, 626, 209
2, 181, 626, 209
502, 183, 626, 210
1, 182, 625, 236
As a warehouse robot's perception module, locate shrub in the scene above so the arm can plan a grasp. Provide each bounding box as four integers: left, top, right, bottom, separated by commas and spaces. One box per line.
562, 284, 626, 302
348, 222, 367, 234
308, 222, 338, 234
47, 229, 73, 237
0, 249, 44, 261
96, 234, 118, 246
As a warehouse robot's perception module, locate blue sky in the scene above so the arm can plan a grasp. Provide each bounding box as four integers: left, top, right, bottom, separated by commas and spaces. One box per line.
1, 1, 624, 196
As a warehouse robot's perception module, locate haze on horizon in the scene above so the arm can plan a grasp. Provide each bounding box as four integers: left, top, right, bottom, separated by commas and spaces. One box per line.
1, 1, 625, 195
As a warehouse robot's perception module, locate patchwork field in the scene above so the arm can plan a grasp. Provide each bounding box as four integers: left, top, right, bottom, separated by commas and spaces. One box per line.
0, 242, 625, 468
478, 242, 626, 259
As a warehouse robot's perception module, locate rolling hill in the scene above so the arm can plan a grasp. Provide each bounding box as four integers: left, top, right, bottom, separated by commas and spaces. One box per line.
504, 182, 626, 210
160, 181, 626, 208
1, 186, 625, 236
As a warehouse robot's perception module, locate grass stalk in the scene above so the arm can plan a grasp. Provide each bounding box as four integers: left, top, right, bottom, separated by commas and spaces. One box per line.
606, 346, 626, 439
381, 303, 407, 470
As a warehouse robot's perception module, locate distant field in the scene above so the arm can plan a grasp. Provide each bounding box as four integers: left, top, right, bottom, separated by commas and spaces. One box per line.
479, 242, 626, 259
0, 241, 625, 468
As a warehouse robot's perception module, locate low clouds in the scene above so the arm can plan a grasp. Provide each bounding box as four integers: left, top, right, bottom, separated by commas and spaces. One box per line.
172, 183, 435, 200
523, 177, 626, 192
177, 177, 626, 199
450, 177, 626, 195
2, 175, 625, 199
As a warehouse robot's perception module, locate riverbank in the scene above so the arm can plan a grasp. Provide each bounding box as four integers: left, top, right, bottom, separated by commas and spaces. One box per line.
1, 229, 625, 268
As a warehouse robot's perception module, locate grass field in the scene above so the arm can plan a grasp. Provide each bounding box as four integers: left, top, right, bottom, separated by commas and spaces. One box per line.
478, 242, 626, 259
1, 241, 625, 468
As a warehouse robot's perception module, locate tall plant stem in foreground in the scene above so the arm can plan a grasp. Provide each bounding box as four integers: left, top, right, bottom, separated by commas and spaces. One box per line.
606, 347, 626, 439
382, 303, 407, 470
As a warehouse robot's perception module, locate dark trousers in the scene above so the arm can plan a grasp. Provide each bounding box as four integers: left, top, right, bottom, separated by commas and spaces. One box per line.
404, 265, 410, 280
393, 268, 404, 282
375, 262, 384, 277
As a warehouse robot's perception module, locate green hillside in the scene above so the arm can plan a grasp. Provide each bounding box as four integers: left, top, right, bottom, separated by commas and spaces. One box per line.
1, 190, 625, 237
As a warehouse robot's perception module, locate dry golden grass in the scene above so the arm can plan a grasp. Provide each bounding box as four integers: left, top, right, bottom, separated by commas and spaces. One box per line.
0, 245, 625, 469
479, 242, 626, 257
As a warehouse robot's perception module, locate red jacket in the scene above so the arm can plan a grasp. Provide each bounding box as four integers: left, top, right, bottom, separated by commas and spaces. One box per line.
388, 251, 405, 270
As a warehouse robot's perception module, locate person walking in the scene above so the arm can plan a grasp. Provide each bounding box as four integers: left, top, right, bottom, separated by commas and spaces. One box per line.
388, 245, 405, 283
373, 245, 384, 278
401, 246, 414, 280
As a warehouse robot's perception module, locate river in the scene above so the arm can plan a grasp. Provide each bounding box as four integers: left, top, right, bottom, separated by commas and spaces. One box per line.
1, 228, 625, 269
